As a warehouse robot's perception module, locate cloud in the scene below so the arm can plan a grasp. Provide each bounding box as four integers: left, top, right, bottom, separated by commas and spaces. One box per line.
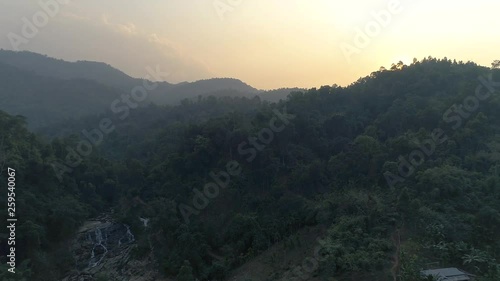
101, 14, 138, 36
2, 7, 213, 83
59, 11, 89, 22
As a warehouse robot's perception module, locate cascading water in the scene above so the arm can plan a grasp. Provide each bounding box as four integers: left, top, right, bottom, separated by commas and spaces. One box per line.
125, 225, 135, 243
88, 227, 109, 268
139, 217, 150, 228
71, 214, 138, 270
64, 217, 161, 281
118, 224, 135, 246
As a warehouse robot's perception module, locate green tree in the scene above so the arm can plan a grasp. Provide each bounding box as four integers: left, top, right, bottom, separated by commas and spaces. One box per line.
176, 260, 195, 281
491, 60, 500, 69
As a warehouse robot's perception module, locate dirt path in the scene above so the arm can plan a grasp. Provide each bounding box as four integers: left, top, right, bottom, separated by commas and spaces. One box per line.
208, 250, 224, 262
390, 229, 401, 281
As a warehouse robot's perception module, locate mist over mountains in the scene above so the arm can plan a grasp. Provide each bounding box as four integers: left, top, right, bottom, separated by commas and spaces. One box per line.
0, 51, 300, 129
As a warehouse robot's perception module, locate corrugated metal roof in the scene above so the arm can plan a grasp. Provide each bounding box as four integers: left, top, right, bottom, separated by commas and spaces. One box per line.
421, 268, 472, 281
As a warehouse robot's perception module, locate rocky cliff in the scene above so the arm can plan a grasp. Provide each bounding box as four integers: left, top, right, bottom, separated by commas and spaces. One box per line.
62, 215, 163, 281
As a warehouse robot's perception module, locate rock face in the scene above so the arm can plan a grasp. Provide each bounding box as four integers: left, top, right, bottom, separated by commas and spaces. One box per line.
76, 222, 135, 270
62, 215, 162, 281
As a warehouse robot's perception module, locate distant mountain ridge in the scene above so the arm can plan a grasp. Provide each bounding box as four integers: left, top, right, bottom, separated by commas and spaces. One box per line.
0, 50, 302, 128
0, 50, 145, 91
0, 50, 287, 103
0, 61, 123, 129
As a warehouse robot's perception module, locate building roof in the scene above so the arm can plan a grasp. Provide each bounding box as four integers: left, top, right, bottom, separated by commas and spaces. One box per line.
421, 268, 473, 281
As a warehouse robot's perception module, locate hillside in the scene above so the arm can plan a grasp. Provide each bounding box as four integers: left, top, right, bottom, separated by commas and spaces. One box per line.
0, 51, 273, 106
152, 77, 260, 104
1, 58, 499, 280
0, 50, 148, 91
0, 51, 300, 130
0, 62, 124, 129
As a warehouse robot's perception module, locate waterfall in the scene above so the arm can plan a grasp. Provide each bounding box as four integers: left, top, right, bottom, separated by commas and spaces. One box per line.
66, 218, 157, 281
80, 220, 137, 270
139, 217, 150, 228
125, 225, 135, 243
118, 224, 135, 246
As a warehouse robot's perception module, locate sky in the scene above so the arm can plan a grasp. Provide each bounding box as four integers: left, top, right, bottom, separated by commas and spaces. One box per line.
0, 0, 499, 90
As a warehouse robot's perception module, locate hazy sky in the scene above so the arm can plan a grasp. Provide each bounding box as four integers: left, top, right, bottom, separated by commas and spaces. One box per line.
0, 0, 499, 89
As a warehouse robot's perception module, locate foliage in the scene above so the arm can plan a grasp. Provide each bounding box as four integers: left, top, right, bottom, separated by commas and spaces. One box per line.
1, 58, 499, 280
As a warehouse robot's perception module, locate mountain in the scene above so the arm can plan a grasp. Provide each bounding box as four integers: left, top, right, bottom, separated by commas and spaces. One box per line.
0, 50, 270, 105
260, 87, 307, 102
153, 77, 260, 104
0, 62, 124, 129
0, 51, 299, 129
0, 50, 173, 93
5, 57, 499, 280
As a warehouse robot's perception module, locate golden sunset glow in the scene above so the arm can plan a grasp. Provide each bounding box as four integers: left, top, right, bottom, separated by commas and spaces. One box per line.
1, 0, 499, 89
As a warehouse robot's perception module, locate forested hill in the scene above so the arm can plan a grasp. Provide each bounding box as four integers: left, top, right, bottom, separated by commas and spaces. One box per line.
0, 61, 124, 129
0, 50, 150, 92
1, 58, 500, 281
0, 51, 276, 111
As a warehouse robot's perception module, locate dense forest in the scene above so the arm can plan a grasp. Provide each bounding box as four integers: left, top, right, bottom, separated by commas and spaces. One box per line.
1, 57, 500, 281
